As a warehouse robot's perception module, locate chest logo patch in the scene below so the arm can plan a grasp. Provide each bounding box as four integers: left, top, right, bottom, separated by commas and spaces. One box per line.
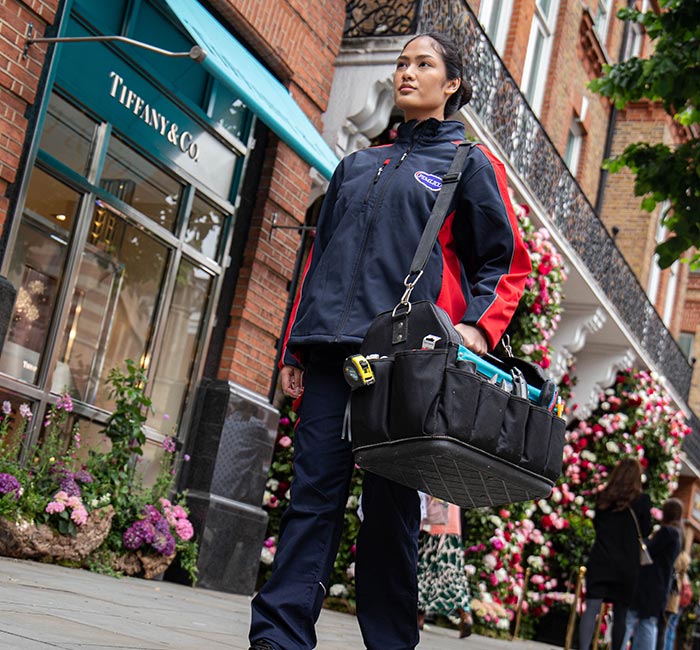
414, 171, 442, 192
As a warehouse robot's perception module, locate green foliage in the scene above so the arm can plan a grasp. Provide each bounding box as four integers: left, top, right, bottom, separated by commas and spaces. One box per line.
589, 0, 700, 267
0, 363, 198, 583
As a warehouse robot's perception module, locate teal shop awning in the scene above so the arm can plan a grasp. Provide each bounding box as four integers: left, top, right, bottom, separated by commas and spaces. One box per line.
163, 0, 339, 180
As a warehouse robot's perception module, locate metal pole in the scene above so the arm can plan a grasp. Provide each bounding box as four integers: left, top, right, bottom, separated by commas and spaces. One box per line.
23, 23, 206, 61
512, 567, 531, 640
565, 566, 586, 650
592, 602, 607, 650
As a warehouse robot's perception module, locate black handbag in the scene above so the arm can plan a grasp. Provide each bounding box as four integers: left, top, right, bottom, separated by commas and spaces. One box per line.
345, 142, 566, 509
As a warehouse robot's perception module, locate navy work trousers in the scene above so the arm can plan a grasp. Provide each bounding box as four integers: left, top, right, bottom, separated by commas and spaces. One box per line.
249, 348, 421, 650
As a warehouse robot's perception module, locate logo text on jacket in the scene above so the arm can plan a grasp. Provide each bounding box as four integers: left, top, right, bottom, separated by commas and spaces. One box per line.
414, 171, 442, 192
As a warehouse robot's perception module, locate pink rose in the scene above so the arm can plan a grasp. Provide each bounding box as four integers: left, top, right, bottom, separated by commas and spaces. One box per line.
278, 436, 292, 448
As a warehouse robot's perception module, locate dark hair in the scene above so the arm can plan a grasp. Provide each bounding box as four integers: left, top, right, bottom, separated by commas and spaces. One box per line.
596, 458, 643, 511
403, 32, 472, 118
662, 498, 683, 525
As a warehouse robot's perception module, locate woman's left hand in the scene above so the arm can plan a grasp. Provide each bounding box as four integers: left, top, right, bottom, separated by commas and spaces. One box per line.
455, 323, 488, 356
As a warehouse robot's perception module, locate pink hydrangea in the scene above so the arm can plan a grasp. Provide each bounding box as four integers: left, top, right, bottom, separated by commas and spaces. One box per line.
45, 501, 65, 514
174, 518, 194, 541
172, 505, 188, 520
70, 505, 88, 526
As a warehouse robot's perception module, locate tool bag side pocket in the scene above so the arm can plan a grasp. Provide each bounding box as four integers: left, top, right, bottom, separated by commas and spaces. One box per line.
470, 382, 509, 455
521, 405, 554, 475
390, 349, 450, 440
544, 416, 566, 480
350, 357, 394, 447
438, 367, 481, 442
497, 396, 529, 463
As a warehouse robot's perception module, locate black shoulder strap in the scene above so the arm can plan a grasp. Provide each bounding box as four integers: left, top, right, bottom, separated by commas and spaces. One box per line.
407, 141, 474, 280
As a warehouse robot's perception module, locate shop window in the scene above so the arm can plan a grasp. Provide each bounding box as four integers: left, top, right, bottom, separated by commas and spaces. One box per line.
478, 0, 514, 56
0, 169, 81, 384
148, 258, 214, 430
51, 202, 170, 407
0, 390, 35, 461
101, 135, 182, 232
185, 194, 226, 261
39, 94, 97, 177
521, 0, 560, 115
210, 83, 253, 144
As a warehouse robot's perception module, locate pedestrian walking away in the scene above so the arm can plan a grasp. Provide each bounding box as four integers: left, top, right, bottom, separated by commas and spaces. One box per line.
623, 498, 683, 650
578, 458, 652, 650
247, 30, 531, 650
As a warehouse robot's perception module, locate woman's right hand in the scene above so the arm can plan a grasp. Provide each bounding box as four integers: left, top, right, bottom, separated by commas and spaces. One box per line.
280, 365, 304, 398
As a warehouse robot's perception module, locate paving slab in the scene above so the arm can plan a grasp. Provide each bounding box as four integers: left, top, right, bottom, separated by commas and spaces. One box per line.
0, 557, 562, 649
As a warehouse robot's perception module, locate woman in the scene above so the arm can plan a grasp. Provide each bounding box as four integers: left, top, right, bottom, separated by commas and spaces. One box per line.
417, 501, 473, 638
623, 498, 683, 649
579, 458, 652, 650
248, 32, 531, 650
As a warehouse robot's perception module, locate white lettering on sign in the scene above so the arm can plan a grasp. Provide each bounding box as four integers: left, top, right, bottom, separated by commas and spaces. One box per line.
108, 71, 200, 161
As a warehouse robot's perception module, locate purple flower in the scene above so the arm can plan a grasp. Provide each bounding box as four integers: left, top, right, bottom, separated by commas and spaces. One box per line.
123, 525, 144, 550
154, 517, 170, 536
2, 401, 11, 415
162, 437, 176, 453
142, 504, 163, 525
19, 403, 32, 420
152, 529, 176, 556
59, 477, 81, 497
0, 473, 22, 500
130, 519, 156, 545
57, 394, 73, 413
73, 469, 93, 484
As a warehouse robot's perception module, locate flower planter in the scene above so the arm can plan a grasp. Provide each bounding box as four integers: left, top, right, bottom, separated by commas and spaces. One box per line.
112, 549, 176, 580
0, 506, 114, 563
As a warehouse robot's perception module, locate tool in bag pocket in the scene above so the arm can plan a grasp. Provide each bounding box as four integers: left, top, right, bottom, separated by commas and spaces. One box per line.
344, 142, 566, 510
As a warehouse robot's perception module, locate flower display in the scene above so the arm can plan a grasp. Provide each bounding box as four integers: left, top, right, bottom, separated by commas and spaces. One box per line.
0, 361, 198, 582
506, 195, 567, 372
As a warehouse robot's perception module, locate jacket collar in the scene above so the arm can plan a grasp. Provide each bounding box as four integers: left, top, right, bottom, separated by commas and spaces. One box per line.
395, 118, 465, 145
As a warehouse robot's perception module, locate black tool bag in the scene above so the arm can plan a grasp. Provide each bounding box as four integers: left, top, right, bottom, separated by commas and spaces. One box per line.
346, 142, 566, 510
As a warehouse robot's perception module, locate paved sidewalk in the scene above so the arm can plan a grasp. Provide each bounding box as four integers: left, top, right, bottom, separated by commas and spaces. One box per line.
0, 557, 563, 649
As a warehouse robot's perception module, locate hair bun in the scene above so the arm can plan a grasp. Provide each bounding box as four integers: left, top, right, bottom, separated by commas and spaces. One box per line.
460, 79, 473, 107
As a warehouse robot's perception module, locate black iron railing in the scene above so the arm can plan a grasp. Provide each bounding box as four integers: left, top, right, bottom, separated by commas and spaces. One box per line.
344, 0, 694, 406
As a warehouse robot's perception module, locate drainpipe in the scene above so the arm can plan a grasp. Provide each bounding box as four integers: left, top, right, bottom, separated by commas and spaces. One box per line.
594, 0, 636, 216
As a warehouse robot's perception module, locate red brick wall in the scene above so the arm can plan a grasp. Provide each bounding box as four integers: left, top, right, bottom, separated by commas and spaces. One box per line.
207, 0, 346, 394
0, 0, 57, 233
599, 102, 675, 285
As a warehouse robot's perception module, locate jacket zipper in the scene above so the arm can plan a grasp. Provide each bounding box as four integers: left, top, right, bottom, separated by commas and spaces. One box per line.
364, 158, 391, 203
334, 141, 417, 340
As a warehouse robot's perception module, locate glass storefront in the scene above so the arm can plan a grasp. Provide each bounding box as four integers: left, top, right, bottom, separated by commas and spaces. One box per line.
0, 0, 253, 464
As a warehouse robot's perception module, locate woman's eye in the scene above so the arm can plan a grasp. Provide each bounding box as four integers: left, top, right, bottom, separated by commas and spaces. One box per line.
396, 62, 406, 69
419, 62, 431, 67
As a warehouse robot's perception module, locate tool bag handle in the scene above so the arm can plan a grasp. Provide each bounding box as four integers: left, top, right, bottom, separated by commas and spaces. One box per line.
397, 141, 475, 309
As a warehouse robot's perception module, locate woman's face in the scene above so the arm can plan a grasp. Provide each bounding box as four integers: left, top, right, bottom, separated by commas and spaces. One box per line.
394, 36, 460, 122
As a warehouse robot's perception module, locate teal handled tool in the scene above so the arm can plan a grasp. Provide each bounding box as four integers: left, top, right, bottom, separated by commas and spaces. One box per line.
457, 345, 542, 403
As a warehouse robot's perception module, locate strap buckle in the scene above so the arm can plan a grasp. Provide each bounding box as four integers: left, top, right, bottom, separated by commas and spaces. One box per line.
442, 171, 462, 184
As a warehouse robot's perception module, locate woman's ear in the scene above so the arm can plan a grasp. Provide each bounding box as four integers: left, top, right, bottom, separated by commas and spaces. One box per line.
445, 77, 461, 97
